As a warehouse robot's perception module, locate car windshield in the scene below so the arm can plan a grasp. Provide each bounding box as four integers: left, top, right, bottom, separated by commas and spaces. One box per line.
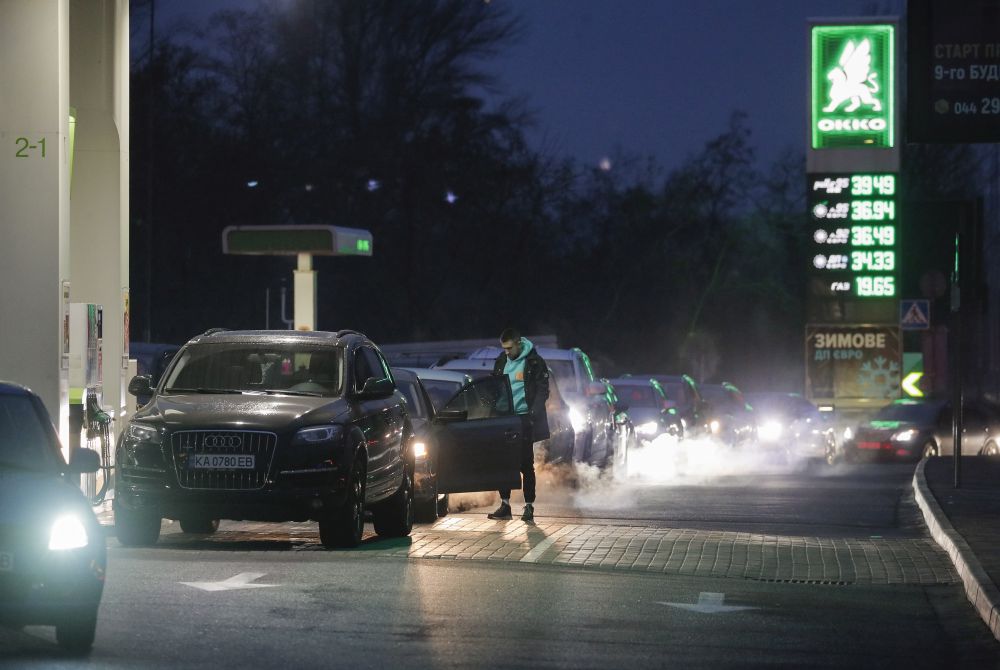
873, 402, 942, 424
659, 382, 684, 401
162, 342, 345, 397
420, 379, 463, 412
397, 379, 429, 419
747, 394, 816, 419
547, 360, 577, 393
0, 395, 62, 472
614, 384, 659, 408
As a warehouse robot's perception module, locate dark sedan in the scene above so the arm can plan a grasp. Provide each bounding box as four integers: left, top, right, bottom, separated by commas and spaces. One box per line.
0, 382, 105, 653
608, 377, 683, 445
843, 398, 1000, 462
745, 392, 838, 464
392, 367, 452, 523
700, 382, 757, 447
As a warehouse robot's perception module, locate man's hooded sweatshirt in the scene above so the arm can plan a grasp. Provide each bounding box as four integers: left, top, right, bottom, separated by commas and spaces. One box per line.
493, 338, 550, 441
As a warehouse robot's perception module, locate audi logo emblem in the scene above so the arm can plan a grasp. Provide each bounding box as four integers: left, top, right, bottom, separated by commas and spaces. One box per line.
202, 435, 243, 449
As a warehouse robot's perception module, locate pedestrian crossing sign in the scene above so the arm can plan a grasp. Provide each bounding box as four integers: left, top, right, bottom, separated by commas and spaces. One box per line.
900, 299, 930, 330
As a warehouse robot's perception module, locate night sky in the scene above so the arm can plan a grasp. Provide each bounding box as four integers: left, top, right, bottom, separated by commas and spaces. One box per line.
152, 0, 904, 172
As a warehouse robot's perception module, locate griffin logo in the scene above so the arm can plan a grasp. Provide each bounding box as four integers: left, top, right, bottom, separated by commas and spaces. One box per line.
824, 38, 881, 114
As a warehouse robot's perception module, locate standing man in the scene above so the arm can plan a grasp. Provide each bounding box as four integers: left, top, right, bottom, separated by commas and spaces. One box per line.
488, 328, 550, 522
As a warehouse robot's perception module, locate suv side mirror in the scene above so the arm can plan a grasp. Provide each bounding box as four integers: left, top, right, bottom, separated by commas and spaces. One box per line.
358, 377, 394, 399
128, 375, 153, 398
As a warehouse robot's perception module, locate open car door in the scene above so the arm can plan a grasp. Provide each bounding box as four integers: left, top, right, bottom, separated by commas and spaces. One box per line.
432, 375, 522, 494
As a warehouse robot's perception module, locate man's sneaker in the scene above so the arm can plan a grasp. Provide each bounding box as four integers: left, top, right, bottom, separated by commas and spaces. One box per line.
521, 505, 534, 522
488, 503, 512, 520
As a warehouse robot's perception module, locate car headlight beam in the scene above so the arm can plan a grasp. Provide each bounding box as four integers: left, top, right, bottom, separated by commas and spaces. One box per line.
759, 420, 783, 442
49, 514, 89, 551
892, 429, 918, 442
568, 407, 587, 433
636, 420, 659, 436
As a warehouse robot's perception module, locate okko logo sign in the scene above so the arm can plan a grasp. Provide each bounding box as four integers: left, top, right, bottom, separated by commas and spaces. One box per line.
812, 24, 895, 150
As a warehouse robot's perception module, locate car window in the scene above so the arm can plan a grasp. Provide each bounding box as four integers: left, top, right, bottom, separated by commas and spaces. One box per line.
163, 342, 344, 396
0, 395, 62, 472
548, 360, 577, 393
614, 384, 657, 408
441, 375, 513, 420
397, 379, 429, 419
420, 379, 463, 412
354, 347, 379, 391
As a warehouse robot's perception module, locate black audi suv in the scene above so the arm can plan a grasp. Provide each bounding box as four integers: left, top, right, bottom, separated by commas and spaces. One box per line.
116, 329, 526, 549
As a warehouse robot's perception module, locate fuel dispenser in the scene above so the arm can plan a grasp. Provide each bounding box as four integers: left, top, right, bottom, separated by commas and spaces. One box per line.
68, 303, 113, 502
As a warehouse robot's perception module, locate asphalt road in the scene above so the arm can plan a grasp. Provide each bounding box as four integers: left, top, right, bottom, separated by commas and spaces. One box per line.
3, 458, 999, 668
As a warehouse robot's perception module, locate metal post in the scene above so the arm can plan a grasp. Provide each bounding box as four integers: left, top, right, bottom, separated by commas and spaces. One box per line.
951, 231, 962, 488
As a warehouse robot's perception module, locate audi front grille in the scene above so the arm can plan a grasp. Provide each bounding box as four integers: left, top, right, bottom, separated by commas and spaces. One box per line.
171, 430, 277, 490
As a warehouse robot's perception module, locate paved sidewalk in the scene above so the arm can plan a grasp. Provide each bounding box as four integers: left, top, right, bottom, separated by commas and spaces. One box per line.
914, 456, 1000, 642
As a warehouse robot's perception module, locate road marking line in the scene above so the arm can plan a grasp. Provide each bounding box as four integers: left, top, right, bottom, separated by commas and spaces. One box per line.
180, 572, 278, 592
657, 592, 759, 614
520, 525, 573, 563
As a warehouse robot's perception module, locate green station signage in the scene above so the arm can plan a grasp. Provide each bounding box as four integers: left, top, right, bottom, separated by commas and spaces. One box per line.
811, 24, 895, 149
222, 225, 373, 257
808, 172, 898, 299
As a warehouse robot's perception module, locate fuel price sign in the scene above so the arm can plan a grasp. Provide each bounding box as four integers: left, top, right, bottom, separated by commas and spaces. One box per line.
808, 172, 898, 298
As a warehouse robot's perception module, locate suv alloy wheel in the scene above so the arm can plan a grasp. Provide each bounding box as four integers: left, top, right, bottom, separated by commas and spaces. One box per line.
373, 466, 414, 537
319, 455, 365, 548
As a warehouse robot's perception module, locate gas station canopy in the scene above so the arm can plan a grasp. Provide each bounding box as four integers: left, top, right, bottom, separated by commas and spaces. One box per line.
222, 225, 373, 256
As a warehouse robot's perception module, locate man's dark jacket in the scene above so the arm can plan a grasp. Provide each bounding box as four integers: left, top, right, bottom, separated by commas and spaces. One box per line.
493, 349, 551, 441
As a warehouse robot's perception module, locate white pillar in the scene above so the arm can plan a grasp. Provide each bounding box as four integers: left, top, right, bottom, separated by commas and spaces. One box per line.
293, 253, 316, 331
69, 0, 129, 432
0, 1, 72, 437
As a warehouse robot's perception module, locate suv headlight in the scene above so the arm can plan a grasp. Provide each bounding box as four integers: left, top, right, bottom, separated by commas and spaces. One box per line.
568, 407, 587, 433
759, 420, 783, 442
892, 429, 918, 442
127, 422, 161, 444
49, 514, 89, 550
293, 425, 343, 446
636, 420, 659, 436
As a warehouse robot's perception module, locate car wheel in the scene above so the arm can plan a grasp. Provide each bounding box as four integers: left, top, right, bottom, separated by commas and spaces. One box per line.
373, 466, 414, 538
922, 442, 938, 459
436, 493, 450, 517
825, 438, 838, 466
114, 501, 161, 547
983, 440, 1000, 457
414, 478, 438, 524
55, 609, 97, 654
319, 456, 365, 549
179, 517, 220, 534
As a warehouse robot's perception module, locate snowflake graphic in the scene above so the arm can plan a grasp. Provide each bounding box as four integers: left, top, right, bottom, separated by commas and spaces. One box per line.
857, 356, 901, 398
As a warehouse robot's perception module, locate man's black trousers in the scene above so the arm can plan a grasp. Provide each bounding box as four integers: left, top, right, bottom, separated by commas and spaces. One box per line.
499, 415, 535, 504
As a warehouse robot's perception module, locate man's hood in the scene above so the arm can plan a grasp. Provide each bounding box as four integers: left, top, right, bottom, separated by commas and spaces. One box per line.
511, 337, 534, 362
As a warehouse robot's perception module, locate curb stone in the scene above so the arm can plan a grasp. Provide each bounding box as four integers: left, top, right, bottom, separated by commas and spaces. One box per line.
912, 458, 1000, 642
